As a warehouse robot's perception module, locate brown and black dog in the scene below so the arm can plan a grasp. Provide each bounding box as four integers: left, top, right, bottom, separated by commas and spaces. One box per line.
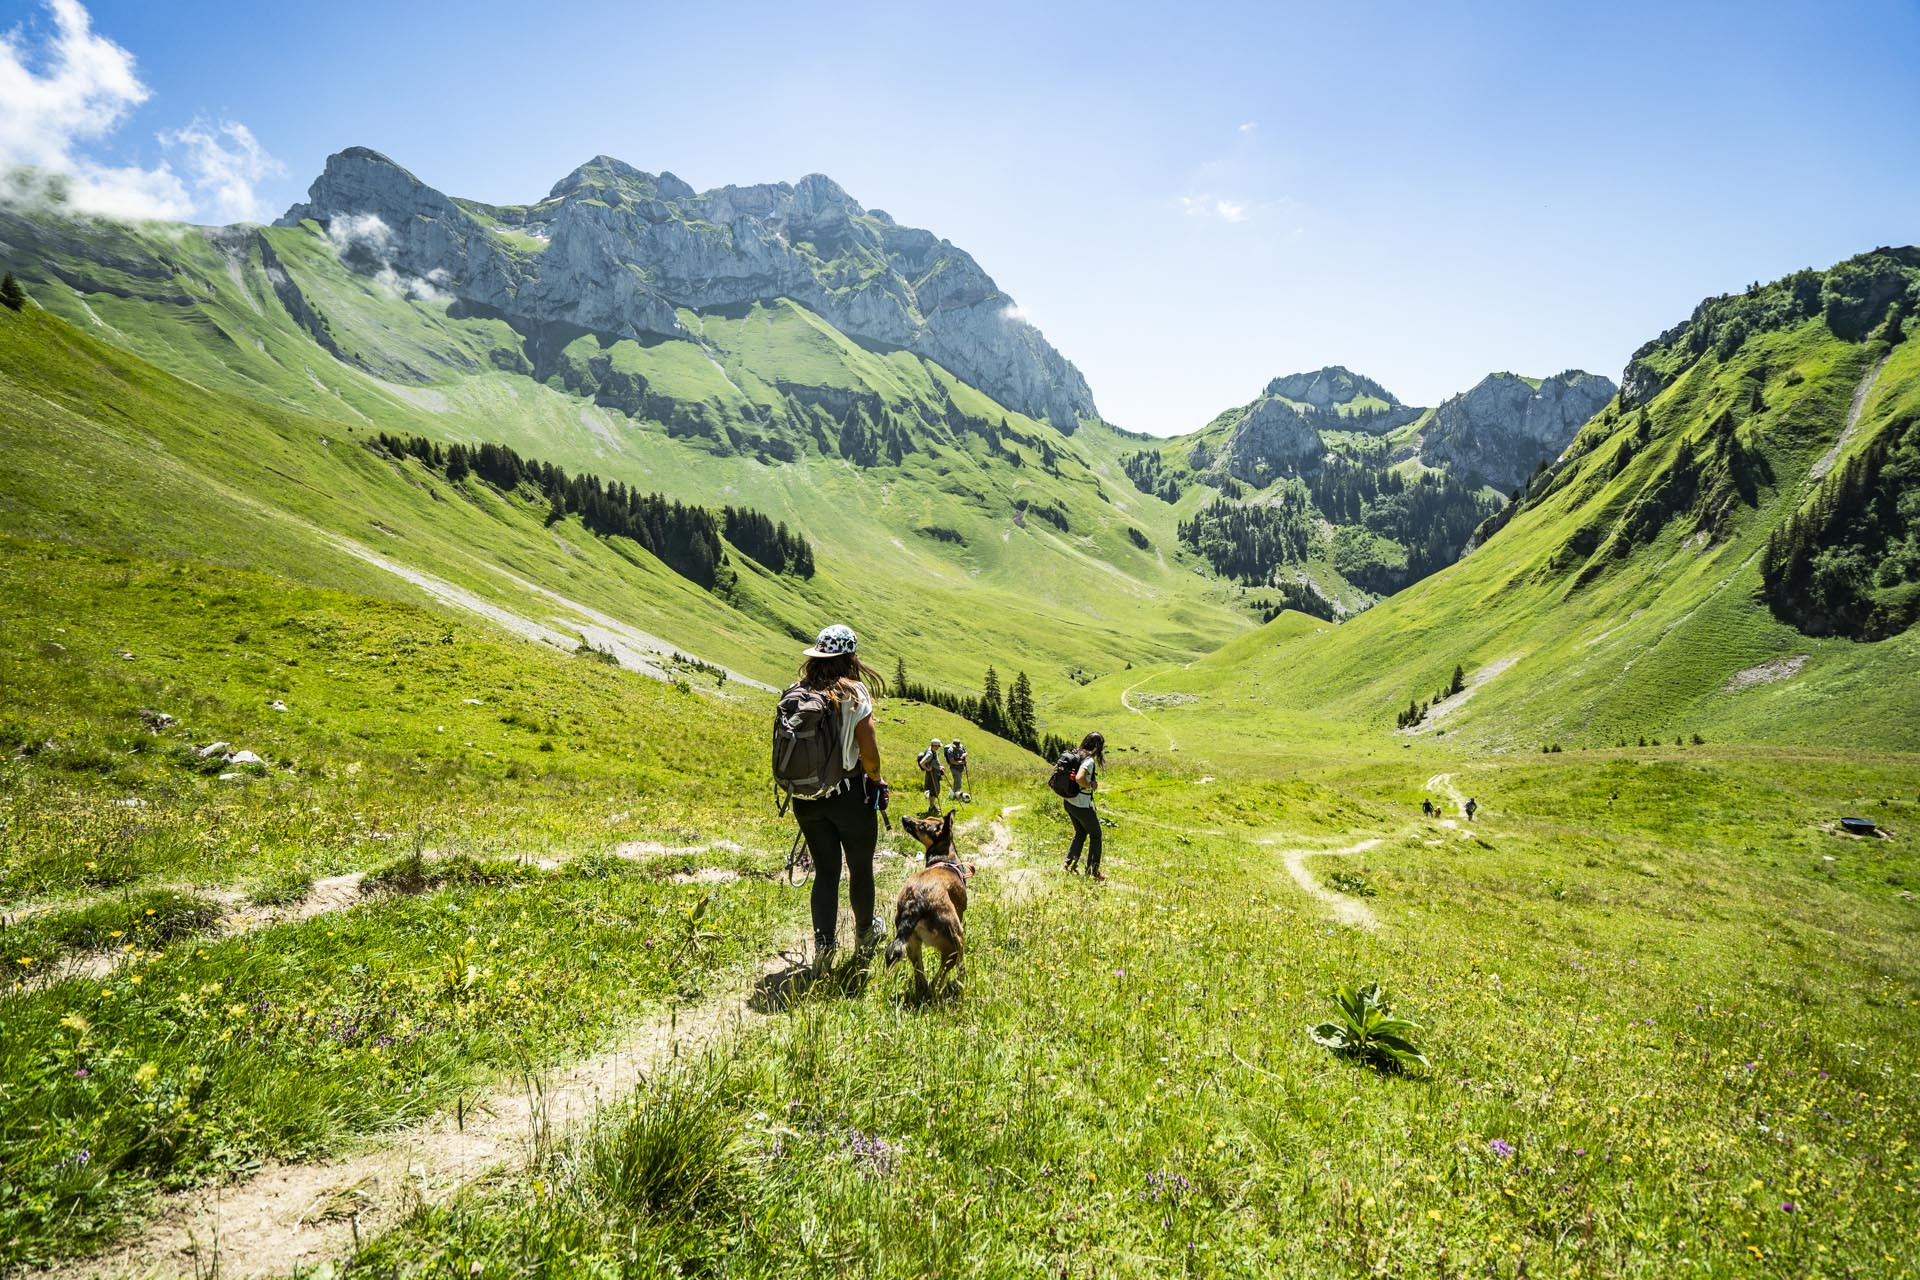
889, 810, 973, 995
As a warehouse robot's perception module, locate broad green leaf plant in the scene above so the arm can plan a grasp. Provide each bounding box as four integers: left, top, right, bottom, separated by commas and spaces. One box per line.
1308, 980, 1430, 1073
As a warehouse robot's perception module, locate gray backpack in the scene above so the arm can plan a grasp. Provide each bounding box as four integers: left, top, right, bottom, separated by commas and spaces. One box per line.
772, 682, 851, 812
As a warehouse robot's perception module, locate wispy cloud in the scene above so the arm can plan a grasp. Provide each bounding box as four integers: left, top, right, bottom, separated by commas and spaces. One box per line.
319, 212, 447, 301
159, 118, 284, 223
1180, 194, 1251, 224
0, 0, 280, 222
1238, 120, 1258, 133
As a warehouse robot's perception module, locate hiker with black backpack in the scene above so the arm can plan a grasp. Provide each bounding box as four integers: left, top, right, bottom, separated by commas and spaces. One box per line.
945, 738, 970, 802
1049, 730, 1107, 881
772, 624, 889, 957
917, 739, 946, 814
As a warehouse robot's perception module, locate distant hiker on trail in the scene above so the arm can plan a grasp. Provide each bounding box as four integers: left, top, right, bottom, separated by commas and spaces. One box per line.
945, 738, 970, 801
1465, 797, 1478, 821
917, 739, 946, 813
773, 624, 888, 958
1050, 730, 1107, 882
1421, 797, 1434, 817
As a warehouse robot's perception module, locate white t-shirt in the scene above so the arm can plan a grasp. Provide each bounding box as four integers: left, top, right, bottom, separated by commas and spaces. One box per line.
1068, 756, 1097, 807
836, 682, 873, 774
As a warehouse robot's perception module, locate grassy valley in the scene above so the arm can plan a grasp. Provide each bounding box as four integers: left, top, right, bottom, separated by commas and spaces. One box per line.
2, 192, 1917, 1280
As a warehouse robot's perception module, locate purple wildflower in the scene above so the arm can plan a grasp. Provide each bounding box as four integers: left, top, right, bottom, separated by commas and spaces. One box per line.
1489, 1138, 1515, 1159
844, 1128, 896, 1177
1140, 1171, 1192, 1203
1781, 1201, 1797, 1213
73, 1068, 90, 1079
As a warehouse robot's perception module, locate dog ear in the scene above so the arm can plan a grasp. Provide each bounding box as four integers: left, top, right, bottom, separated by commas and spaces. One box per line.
943, 809, 956, 826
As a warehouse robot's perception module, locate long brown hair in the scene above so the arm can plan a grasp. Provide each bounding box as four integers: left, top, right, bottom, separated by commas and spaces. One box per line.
798, 651, 887, 709
1079, 730, 1106, 766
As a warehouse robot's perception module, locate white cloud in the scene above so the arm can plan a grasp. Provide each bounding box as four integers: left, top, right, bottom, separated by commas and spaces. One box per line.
1180, 194, 1251, 224
1238, 120, 1258, 133
322, 214, 445, 302
159, 118, 284, 223
324, 212, 393, 256
1001, 301, 1033, 325
0, 0, 279, 223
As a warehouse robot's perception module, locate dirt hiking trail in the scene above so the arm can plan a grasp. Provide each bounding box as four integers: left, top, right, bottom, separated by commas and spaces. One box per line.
45, 816, 1036, 1279
1263, 837, 1385, 929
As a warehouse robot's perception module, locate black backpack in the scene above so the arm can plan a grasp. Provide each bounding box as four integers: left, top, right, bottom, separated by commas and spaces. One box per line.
1048, 749, 1086, 798
772, 683, 851, 813
945, 742, 967, 767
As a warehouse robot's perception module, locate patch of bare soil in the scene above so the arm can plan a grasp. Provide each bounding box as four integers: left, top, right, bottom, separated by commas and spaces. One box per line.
1722, 655, 1809, 692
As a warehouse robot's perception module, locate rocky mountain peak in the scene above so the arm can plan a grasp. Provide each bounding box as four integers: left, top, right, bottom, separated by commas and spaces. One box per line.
275, 148, 1097, 428
1419, 369, 1618, 491
1263, 365, 1400, 409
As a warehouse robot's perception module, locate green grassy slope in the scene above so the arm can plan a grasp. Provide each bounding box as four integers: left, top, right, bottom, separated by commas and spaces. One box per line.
1057, 258, 1920, 756
1, 211, 1250, 697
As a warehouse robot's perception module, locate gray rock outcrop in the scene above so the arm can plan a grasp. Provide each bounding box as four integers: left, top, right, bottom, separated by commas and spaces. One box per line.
1206, 395, 1325, 485
1418, 371, 1617, 491
278, 150, 1097, 429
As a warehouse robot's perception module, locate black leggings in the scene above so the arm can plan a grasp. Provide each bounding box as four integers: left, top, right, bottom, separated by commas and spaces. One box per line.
1064, 801, 1102, 871
794, 785, 877, 948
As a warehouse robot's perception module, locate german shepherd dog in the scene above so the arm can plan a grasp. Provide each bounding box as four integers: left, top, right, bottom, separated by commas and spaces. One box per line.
890, 810, 972, 995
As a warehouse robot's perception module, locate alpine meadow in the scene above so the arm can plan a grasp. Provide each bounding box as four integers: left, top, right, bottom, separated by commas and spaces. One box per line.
1, 3, 1917, 1277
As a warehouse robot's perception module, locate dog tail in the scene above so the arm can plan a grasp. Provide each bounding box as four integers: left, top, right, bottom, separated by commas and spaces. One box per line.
884, 909, 919, 967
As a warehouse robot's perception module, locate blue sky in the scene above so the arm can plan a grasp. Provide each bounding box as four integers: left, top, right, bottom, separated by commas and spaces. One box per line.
5, 0, 1918, 431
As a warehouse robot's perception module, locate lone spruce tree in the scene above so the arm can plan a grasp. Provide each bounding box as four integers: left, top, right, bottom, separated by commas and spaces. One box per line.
0, 272, 25, 312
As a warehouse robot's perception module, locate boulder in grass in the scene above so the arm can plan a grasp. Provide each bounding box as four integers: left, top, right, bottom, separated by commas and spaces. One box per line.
269, 700, 289, 712
197, 742, 231, 759
228, 750, 265, 766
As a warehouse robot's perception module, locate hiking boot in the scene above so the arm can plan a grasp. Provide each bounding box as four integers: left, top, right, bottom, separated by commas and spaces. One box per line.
857, 920, 887, 953
1090, 869, 1108, 883
1064, 859, 1079, 874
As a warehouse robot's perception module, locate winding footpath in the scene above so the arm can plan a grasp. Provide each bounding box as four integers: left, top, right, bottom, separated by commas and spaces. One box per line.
1270, 837, 1386, 929
40, 819, 1032, 1279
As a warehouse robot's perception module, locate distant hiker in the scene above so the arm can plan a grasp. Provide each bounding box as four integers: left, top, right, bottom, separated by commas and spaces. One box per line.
1465, 797, 1478, 821
1421, 797, 1434, 817
945, 738, 970, 801
774, 624, 888, 957
1050, 731, 1107, 881
917, 739, 946, 813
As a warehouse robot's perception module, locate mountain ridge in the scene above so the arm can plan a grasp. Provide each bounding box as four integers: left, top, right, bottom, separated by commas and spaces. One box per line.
275, 147, 1098, 430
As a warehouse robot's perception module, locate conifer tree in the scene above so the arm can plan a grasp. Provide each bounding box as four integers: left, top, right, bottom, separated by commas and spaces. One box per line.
983, 667, 1002, 716
1007, 672, 1036, 745
0, 272, 24, 311
894, 656, 908, 694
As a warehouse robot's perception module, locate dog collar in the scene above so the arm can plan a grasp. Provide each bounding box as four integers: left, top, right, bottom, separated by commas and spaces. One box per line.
927, 857, 974, 881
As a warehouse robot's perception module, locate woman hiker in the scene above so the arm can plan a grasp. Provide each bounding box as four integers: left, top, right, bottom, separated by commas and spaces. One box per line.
789, 624, 888, 956
1062, 730, 1107, 882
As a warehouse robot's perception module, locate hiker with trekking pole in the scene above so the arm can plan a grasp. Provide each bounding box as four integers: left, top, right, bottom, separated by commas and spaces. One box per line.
771, 624, 891, 959
1050, 730, 1107, 882
917, 738, 946, 814
945, 737, 971, 802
